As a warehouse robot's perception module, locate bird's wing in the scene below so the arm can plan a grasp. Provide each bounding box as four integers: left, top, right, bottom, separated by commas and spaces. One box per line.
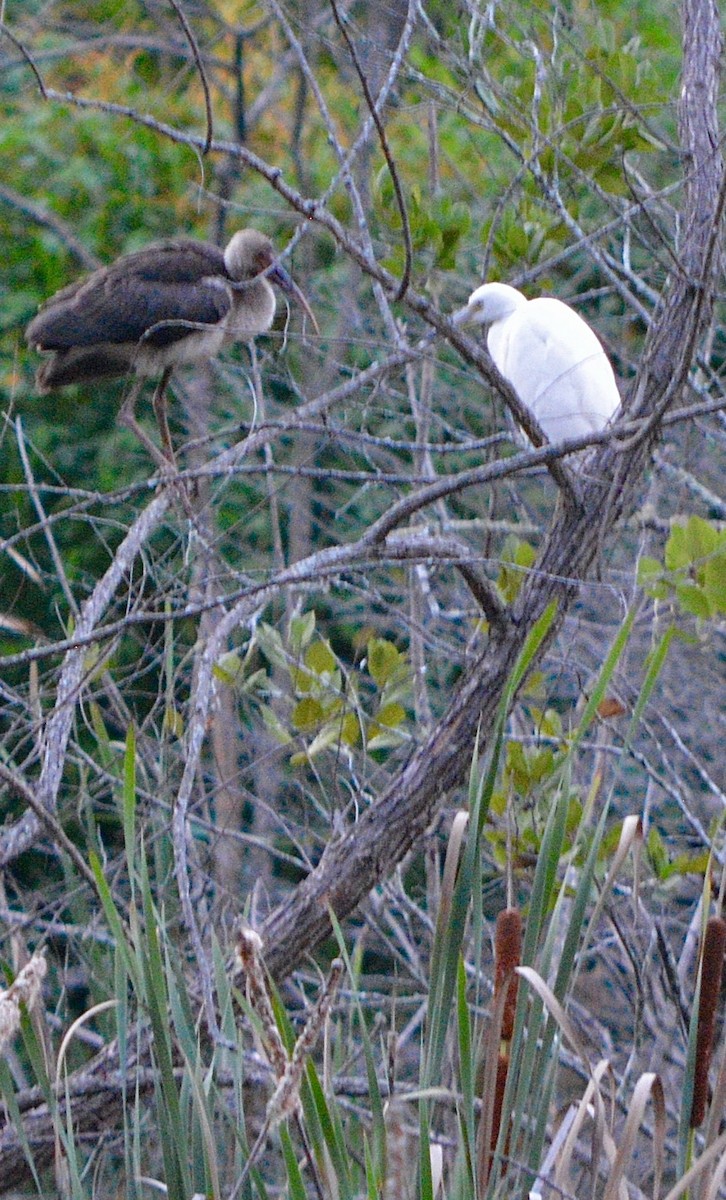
27, 241, 232, 351
489, 299, 620, 437
491, 299, 608, 404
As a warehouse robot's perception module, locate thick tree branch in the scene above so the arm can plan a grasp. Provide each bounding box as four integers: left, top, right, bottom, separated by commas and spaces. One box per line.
258, 0, 723, 982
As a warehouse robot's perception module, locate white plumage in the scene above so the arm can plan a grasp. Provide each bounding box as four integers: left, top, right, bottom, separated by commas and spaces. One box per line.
454, 282, 620, 443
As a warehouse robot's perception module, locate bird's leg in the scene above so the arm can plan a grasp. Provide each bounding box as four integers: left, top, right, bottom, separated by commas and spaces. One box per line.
152, 367, 177, 468
119, 376, 197, 523
118, 377, 175, 474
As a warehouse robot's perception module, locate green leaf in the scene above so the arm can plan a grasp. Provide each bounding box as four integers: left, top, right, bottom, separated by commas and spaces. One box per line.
254, 623, 288, 672
292, 697, 325, 732
260, 705, 293, 745
703, 548, 726, 614
647, 826, 669, 878
367, 638, 401, 687
122, 724, 137, 894
89, 700, 114, 767
291, 665, 314, 694
685, 514, 719, 559
641, 519, 726, 618
522, 671, 546, 699
213, 651, 243, 685
637, 555, 665, 584
506, 740, 529, 789
666, 515, 717, 572
304, 1063, 354, 1198
0, 1057, 42, 1190
375, 701, 406, 728
163, 705, 184, 738
497, 537, 537, 603
305, 639, 337, 676
366, 726, 406, 751
664, 525, 689, 572
668, 850, 711, 877
675, 583, 711, 619
291, 720, 344, 763
289, 608, 316, 653
340, 711, 361, 746
89, 851, 140, 991
280, 1122, 307, 1200
238, 667, 269, 695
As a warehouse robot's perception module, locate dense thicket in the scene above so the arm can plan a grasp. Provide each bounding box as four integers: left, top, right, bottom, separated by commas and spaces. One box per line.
0, 1, 724, 1194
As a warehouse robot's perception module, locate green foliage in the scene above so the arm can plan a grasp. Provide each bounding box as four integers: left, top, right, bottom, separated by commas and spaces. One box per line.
0, 1, 722, 1195
215, 610, 411, 764
647, 826, 711, 881
638, 516, 726, 619
496, 537, 538, 604
2, 597, 725, 1195
378, 181, 471, 274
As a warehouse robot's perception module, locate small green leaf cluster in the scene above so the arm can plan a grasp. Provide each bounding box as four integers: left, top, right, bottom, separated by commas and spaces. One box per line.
376, 177, 472, 273
647, 826, 711, 882
488, 699, 579, 868
214, 610, 410, 766
496, 536, 537, 605
638, 516, 726, 620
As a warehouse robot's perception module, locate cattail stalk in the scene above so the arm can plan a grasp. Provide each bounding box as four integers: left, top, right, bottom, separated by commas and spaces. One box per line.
479, 907, 523, 1186
690, 916, 726, 1128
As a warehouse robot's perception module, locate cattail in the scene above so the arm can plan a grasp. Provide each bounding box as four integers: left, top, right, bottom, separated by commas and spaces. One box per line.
481, 907, 523, 1184
0, 953, 46, 1056
488, 1052, 509, 1171
495, 908, 522, 1042
235, 925, 288, 1077
690, 916, 726, 1128
266, 958, 343, 1128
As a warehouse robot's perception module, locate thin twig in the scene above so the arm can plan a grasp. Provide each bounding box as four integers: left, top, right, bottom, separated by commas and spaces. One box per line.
0, 762, 100, 891
329, 0, 412, 301
167, 0, 213, 153
0, 21, 47, 96
15, 419, 80, 621
0, 492, 171, 867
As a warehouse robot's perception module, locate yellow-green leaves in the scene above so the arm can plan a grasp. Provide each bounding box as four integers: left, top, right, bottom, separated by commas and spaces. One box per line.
367, 637, 405, 689
497, 537, 537, 605
214, 612, 410, 768
638, 516, 726, 620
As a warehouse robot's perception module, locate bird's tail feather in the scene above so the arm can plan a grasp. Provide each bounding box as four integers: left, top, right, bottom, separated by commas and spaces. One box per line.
35, 345, 135, 391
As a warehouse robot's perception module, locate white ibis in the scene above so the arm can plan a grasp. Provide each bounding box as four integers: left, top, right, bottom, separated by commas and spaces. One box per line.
453, 282, 621, 446
26, 229, 318, 468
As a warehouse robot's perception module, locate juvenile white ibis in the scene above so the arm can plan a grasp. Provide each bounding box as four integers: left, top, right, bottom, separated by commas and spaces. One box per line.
26, 229, 317, 468
453, 282, 621, 446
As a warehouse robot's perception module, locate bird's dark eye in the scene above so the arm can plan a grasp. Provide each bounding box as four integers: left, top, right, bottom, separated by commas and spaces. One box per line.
253, 249, 272, 274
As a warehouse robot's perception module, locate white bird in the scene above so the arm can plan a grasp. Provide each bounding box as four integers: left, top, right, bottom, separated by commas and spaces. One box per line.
453, 282, 620, 444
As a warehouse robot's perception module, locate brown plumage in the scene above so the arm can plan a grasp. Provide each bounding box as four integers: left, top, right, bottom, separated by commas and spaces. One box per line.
26, 229, 317, 467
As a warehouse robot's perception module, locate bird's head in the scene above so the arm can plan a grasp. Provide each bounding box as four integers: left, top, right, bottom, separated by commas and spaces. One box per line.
452, 282, 527, 328
224, 229, 319, 334
224, 229, 276, 280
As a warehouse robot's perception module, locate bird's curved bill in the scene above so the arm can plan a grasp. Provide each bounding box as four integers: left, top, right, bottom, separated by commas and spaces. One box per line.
268, 264, 320, 335
451, 302, 475, 327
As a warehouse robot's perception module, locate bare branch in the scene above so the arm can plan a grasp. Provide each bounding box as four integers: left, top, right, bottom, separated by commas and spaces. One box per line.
256, 0, 724, 981
329, 0, 413, 301
0, 492, 171, 866
167, 0, 213, 153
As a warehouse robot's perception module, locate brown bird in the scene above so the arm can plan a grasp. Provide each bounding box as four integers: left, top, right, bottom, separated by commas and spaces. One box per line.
26, 229, 318, 468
